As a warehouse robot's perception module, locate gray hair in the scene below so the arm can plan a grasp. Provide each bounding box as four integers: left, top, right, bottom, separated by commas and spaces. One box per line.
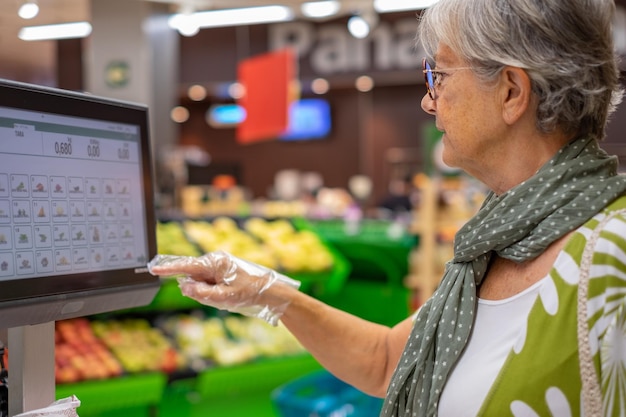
417, 0, 623, 140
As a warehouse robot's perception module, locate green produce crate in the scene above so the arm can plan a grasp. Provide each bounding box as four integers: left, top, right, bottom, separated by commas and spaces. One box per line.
318, 280, 411, 327
290, 243, 351, 297
141, 278, 205, 312
293, 218, 417, 285
195, 353, 322, 399
55, 372, 167, 416
160, 378, 282, 417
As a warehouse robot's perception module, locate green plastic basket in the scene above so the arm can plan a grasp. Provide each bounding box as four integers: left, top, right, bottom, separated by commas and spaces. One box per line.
55, 372, 167, 416
290, 243, 351, 297
195, 353, 322, 399
292, 218, 417, 285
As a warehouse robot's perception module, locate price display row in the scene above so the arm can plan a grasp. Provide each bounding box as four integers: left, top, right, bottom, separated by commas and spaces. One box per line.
2, 124, 138, 163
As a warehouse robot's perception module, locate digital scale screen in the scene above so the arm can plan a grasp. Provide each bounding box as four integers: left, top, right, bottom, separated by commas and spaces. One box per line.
0, 80, 159, 327
0, 108, 149, 279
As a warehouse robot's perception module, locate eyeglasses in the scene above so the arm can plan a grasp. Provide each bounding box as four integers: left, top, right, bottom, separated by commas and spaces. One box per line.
422, 58, 472, 100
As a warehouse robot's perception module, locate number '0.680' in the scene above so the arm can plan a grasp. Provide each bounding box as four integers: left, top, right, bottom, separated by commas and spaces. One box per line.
54, 141, 72, 155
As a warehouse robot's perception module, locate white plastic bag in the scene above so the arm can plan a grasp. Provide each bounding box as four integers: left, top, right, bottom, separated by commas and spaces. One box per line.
13, 395, 80, 417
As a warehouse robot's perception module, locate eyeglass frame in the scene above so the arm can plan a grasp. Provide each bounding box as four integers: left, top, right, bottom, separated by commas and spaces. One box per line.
422, 58, 473, 100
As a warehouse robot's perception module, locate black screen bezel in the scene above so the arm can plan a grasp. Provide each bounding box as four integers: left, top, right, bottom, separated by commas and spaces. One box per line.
0, 79, 158, 307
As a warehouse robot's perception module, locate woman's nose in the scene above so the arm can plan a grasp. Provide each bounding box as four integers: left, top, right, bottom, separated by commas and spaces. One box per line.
421, 93, 436, 115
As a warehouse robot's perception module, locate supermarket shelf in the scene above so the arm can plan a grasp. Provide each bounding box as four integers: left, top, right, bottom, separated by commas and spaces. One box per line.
55, 354, 322, 417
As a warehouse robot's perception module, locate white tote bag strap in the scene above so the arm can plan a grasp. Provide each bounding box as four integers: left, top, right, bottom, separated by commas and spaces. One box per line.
577, 208, 626, 417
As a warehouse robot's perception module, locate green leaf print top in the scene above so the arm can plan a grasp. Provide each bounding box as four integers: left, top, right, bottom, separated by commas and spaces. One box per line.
478, 196, 626, 416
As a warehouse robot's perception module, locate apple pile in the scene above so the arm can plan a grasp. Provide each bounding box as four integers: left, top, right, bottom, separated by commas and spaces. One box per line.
243, 218, 334, 273
55, 318, 123, 384
90, 318, 187, 374
156, 217, 335, 277
182, 216, 335, 273
183, 217, 280, 270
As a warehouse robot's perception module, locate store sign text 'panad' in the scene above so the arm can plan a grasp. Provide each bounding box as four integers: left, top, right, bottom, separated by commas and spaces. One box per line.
269, 19, 424, 76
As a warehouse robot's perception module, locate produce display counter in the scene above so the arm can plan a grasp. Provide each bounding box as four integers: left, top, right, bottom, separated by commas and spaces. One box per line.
52, 216, 411, 416
53, 238, 333, 417
55, 354, 321, 417
155, 218, 352, 298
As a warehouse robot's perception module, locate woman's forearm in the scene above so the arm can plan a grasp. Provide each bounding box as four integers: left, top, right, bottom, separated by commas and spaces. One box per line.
278, 287, 413, 397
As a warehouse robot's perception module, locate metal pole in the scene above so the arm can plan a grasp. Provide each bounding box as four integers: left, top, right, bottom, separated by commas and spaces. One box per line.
7, 323, 55, 416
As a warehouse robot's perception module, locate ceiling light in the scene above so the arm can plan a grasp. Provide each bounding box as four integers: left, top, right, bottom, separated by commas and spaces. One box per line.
170, 106, 190, 123
348, 15, 370, 39
188, 85, 207, 101
311, 78, 330, 94
301, 1, 340, 18
169, 5, 294, 31
18, 1, 39, 19
176, 13, 200, 36
173, 3, 200, 37
348, 10, 379, 39
18, 22, 92, 41
228, 82, 245, 100
373, 0, 441, 13
355, 75, 374, 92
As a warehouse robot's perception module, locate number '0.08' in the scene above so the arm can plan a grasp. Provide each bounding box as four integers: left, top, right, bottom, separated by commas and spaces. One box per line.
87, 144, 100, 158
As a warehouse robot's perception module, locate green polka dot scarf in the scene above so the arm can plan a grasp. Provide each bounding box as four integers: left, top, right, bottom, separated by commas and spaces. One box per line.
380, 136, 626, 417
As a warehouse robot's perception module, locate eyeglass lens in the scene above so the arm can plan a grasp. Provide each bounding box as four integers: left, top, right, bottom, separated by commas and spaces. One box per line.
423, 59, 435, 100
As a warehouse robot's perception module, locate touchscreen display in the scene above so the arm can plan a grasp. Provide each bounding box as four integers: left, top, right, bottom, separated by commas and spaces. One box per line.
0, 107, 150, 281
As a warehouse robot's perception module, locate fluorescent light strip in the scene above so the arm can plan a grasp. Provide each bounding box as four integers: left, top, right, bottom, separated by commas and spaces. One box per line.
19, 21, 92, 41
301, 1, 340, 18
373, 0, 441, 13
169, 5, 294, 30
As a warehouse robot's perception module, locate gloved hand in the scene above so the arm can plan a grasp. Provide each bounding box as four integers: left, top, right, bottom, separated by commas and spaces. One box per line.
147, 251, 301, 325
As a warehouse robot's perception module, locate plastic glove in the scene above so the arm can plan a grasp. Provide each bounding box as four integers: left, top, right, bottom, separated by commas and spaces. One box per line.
147, 251, 301, 326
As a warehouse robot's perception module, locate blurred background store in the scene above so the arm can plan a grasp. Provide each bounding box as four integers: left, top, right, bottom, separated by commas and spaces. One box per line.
2, 0, 626, 416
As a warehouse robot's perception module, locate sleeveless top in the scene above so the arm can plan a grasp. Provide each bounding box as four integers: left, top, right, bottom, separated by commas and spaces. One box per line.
437, 195, 626, 416
438, 278, 546, 416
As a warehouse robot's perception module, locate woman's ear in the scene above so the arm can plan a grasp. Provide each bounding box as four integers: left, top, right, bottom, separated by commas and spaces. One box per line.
499, 66, 532, 125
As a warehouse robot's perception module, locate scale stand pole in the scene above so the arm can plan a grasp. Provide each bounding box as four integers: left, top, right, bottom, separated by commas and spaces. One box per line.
7, 322, 55, 416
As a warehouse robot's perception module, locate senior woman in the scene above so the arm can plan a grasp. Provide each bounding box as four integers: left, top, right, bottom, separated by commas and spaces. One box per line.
150, 0, 626, 415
